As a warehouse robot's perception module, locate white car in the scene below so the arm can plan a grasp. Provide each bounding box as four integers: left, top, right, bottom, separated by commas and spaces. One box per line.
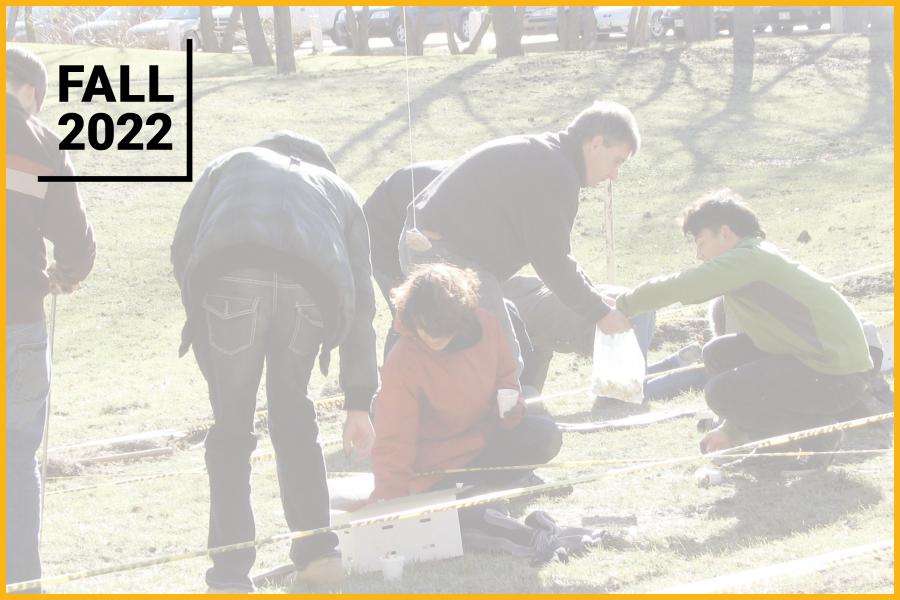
229, 7, 344, 46
125, 6, 233, 51
594, 6, 668, 38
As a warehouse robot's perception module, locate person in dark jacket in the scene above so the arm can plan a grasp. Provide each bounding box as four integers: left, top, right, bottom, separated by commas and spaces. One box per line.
363, 160, 450, 305
6, 47, 96, 591
171, 132, 377, 591
399, 101, 641, 382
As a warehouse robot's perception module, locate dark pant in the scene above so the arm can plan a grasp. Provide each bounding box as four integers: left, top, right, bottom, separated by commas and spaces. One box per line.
192, 268, 337, 590
702, 334, 865, 443
443, 415, 563, 491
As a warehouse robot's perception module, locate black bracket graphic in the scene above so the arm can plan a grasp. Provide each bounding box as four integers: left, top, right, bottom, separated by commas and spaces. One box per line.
39, 39, 193, 183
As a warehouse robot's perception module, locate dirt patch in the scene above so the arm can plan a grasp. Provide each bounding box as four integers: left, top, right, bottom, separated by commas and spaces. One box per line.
651, 318, 712, 351
840, 270, 894, 299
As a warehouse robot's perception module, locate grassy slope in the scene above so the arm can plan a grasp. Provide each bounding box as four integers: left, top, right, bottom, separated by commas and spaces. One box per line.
16, 33, 893, 593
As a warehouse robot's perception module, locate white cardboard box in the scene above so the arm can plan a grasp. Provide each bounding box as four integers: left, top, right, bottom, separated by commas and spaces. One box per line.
328, 474, 464, 574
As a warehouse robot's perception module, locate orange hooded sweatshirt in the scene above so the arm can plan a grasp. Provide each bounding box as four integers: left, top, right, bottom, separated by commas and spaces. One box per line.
370, 308, 521, 500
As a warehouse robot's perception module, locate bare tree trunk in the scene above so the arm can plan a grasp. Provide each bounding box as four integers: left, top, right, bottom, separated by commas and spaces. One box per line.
625, 6, 639, 47
243, 6, 273, 66
199, 7, 220, 52
344, 6, 370, 55
273, 6, 296, 74
732, 6, 755, 93
24, 6, 36, 42
443, 8, 460, 55
7, 6, 19, 42
684, 6, 714, 42
463, 11, 491, 54
344, 6, 358, 49
626, 6, 651, 48
492, 6, 524, 58
219, 7, 242, 53
579, 6, 596, 49
560, 7, 595, 51
356, 7, 370, 54
558, 7, 573, 50
405, 7, 427, 56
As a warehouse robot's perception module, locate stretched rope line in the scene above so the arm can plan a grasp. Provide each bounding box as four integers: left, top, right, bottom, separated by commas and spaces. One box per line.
46, 446, 892, 498
660, 538, 893, 593
9, 412, 891, 593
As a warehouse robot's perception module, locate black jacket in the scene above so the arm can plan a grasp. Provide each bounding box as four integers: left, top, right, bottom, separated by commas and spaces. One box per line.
362, 160, 448, 295
171, 144, 378, 411
415, 130, 610, 323
6, 94, 95, 323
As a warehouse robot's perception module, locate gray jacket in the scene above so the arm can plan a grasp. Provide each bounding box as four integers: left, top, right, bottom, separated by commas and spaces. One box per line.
171, 140, 377, 411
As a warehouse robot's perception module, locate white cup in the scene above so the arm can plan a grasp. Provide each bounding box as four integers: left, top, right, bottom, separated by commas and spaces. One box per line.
497, 388, 519, 418
381, 553, 405, 583
694, 466, 724, 488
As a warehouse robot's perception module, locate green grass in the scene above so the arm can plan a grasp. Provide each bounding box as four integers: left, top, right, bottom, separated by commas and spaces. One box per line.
14, 32, 894, 593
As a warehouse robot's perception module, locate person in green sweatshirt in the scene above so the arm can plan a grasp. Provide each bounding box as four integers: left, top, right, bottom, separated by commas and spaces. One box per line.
616, 189, 872, 472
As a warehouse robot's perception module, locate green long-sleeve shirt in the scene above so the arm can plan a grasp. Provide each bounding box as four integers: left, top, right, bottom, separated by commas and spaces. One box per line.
617, 238, 872, 375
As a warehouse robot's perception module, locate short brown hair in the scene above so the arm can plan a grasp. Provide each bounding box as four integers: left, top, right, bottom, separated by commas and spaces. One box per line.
567, 100, 641, 155
391, 264, 480, 338
681, 189, 766, 239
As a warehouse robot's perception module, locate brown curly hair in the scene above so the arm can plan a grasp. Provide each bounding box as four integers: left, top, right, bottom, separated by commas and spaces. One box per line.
391, 264, 481, 338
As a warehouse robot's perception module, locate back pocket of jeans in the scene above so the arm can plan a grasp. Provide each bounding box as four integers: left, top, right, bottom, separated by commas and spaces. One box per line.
8, 340, 51, 430
202, 294, 259, 356
289, 303, 323, 356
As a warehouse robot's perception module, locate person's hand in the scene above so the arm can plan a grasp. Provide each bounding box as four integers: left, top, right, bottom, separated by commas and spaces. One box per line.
597, 309, 632, 335
502, 397, 526, 423
47, 263, 79, 295
343, 410, 375, 463
700, 429, 732, 454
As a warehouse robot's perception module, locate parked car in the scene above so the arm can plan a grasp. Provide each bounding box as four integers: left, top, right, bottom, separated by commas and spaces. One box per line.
333, 6, 473, 48
593, 6, 633, 38
124, 6, 233, 51
10, 6, 100, 44
655, 6, 736, 38
522, 6, 559, 37
524, 6, 669, 41
73, 6, 161, 46
290, 6, 344, 42
754, 6, 830, 34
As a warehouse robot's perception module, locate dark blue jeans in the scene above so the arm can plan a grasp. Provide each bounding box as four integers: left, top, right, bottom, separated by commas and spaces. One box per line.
6, 321, 50, 592
192, 269, 337, 591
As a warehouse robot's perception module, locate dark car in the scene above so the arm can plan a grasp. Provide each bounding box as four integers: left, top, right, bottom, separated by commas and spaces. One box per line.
754, 6, 830, 34
654, 6, 737, 38
334, 6, 473, 47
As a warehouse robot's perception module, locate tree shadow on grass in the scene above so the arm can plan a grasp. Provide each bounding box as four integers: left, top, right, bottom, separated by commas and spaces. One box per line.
861, 32, 894, 140
332, 61, 504, 181
665, 469, 883, 559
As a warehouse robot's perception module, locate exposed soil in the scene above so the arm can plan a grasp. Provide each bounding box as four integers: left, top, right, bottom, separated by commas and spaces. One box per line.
840, 270, 894, 299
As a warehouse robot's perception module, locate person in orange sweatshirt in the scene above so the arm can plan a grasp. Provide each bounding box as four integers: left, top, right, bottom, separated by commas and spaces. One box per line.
371, 264, 563, 502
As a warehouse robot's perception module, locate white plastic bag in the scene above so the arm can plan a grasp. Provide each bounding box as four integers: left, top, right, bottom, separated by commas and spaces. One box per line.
591, 326, 645, 403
